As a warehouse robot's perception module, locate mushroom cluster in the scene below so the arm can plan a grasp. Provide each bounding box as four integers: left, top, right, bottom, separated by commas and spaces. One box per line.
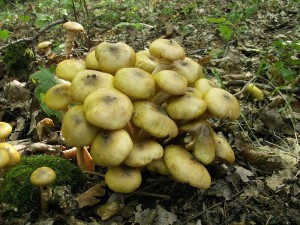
44, 38, 241, 193
0, 122, 20, 171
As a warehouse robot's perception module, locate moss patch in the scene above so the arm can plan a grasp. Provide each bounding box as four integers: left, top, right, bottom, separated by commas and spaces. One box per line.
0, 154, 86, 215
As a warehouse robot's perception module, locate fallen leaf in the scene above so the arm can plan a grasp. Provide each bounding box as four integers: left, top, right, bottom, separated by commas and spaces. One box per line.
234, 165, 254, 182
76, 182, 106, 208
96, 193, 124, 220
265, 169, 293, 192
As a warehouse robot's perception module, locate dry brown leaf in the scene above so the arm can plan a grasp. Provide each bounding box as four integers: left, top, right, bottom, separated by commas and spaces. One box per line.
76, 182, 106, 208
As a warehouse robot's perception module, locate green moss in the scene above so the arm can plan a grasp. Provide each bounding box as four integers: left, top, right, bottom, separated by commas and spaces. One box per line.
0, 154, 87, 215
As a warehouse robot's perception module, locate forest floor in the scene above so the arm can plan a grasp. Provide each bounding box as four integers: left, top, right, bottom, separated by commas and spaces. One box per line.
0, 0, 299, 225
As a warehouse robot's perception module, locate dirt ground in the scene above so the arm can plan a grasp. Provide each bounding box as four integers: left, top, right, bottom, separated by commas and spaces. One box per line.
0, 0, 299, 224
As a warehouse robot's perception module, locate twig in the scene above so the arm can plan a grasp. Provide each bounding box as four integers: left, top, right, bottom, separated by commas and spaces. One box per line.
0, 15, 68, 52
227, 80, 300, 95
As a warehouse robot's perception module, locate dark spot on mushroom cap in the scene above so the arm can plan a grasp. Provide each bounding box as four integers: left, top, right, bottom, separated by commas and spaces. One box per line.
102, 131, 111, 144
109, 46, 118, 53
134, 71, 144, 77
222, 93, 232, 101
102, 95, 117, 104
72, 114, 82, 125
84, 74, 97, 85
180, 61, 189, 67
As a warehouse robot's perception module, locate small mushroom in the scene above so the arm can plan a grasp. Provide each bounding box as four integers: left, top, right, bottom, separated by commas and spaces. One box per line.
56, 59, 86, 82
0, 142, 20, 168
244, 83, 264, 100
0, 149, 9, 173
95, 41, 136, 74
71, 69, 114, 102
134, 50, 159, 73
203, 88, 241, 121
44, 83, 74, 114
113, 67, 156, 100
83, 88, 133, 130
132, 100, 178, 138
164, 145, 211, 189
63, 21, 84, 56
30, 166, 57, 213
179, 119, 215, 165
105, 165, 142, 193
213, 134, 235, 164
37, 41, 52, 56
152, 70, 187, 104
90, 129, 133, 167
0, 122, 12, 142
124, 140, 163, 167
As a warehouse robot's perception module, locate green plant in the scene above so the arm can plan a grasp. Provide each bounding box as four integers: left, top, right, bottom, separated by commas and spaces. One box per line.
0, 154, 86, 215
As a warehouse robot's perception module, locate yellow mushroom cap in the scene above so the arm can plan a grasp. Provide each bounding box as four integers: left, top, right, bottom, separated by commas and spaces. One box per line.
0, 122, 13, 140
90, 129, 133, 167
171, 57, 205, 84
30, 166, 57, 186
63, 21, 84, 33
44, 83, 74, 111
85, 50, 100, 70
56, 59, 86, 82
105, 165, 142, 193
203, 88, 241, 121
83, 88, 133, 130
214, 134, 235, 164
0, 142, 20, 167
113, 67, 156, 100
0, 149, 9, 167
164, 145, 211, 189
61, 105, 99, 147
71, 69, 114, 102
37, 41, 52, 52
149, 39, 186, 62
95, 41, 136, 74
134, 50, 159, 73
193, 78, 217, 94
244, 83, 264, 100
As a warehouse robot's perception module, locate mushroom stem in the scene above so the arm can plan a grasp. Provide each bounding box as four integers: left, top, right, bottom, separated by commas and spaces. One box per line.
64, 31, 77, 56
40, 186, 51, 213
151, 91, 171, 105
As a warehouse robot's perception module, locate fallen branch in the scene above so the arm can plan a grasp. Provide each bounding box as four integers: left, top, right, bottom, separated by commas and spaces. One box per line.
0, 15, 68, 52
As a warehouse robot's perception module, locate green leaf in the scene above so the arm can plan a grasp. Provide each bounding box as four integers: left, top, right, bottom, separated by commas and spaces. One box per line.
29, 66, 63, 121
280, 68, 298, 82
219, 25, 233, 41
205, 17, 227, 24
0, 30, 11, 41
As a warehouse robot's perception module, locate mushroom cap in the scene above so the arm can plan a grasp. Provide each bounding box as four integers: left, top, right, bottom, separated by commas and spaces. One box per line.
193, 78, 217, 94
90, 129, 133, 167
44, 83, 74, 110
149, 39, 185, 62
61, 105, 99, 147
214, 134, 235, 164
0, 142, 20, 167
244, 83, 264, 100
146, 158, 171, 176
132, 100, 178, 138
85, 50, 100, 70
83, 88, 133, 130
56, 59, 86, 82
37, 41, 52, 51
113, 67, 156, 100
124, 140, 164, 167
134, 50, 159, 73
95, 41, 136, 74
171, 57, 204, 84
63, 21, 84, 32
164, 145, 211, 189
185, 87, 204, 99
105, 165, 142, 193
203, 88, 241, 121
71, 69, 114, 102
166, 93, 207, 120
0, 149, 9, 167
153, 70, 187, 95
30, 166, 57, 186
179, 119, 215, 165
0, 122, 13, 140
